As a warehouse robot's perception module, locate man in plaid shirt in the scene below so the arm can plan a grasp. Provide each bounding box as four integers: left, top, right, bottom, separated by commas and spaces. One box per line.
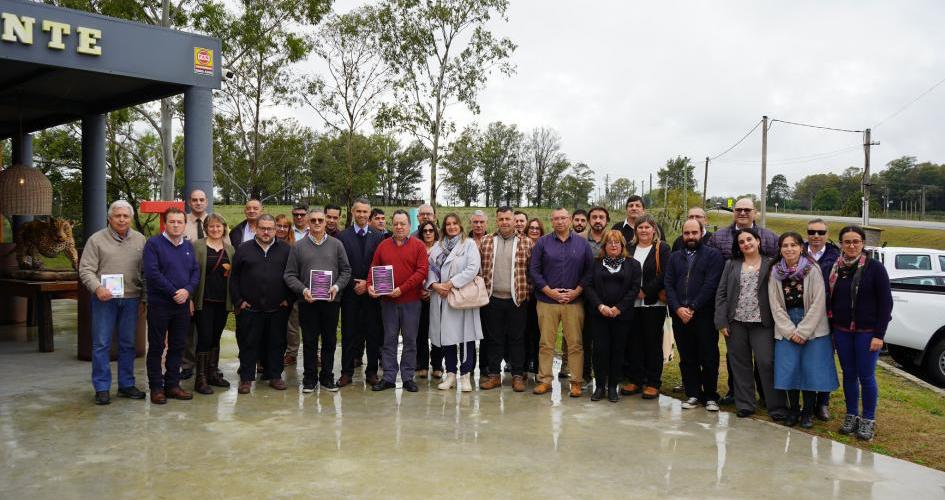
479, 207, 534, 392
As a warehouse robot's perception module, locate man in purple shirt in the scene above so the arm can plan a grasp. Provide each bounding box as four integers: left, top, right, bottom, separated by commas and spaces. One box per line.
529, 207, 594, 398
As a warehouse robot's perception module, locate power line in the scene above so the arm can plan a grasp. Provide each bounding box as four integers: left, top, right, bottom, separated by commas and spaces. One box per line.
709, 119, 763, 160
873, 74, 945, 129
714, 144, 860, 166
769, 118, 863, 134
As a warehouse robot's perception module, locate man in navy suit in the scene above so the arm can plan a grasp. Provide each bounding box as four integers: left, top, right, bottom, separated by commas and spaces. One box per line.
336, 198, 385, 387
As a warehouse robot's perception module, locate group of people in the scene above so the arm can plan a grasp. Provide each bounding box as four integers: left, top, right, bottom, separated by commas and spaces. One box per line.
79, 192, 893, 441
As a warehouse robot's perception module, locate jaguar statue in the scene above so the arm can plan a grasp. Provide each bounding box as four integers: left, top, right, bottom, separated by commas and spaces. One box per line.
11, 218, 79, 270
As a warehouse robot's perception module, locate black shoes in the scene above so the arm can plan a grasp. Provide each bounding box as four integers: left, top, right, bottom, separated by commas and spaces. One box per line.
371, 380, 396, 392
839, 414, 860, 435
591, 386, 606, 401
180, 367, 194, 380
608, 386, 619, 403
815, 405, 830, 421
94, 391, 110, 405
799, 414, 814, 429
118, 386, 146, 399
783, 415, 799, 427
402, 380, 419, 392
718, 393, 735, 405
736, 409, 755, 418
320, 379, 339, 392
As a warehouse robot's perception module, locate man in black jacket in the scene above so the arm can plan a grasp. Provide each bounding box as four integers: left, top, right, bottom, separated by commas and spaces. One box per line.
613, 195, 664, 243
229, 214, 293, 394
805, 218, 841, 421
230, 199, 263, 247
336, 198, 385, 387
672, 207, 714, 252
665, 219, 724, 411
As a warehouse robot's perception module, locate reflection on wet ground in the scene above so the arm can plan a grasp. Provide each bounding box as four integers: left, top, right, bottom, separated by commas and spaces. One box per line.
2, 301, 945, 498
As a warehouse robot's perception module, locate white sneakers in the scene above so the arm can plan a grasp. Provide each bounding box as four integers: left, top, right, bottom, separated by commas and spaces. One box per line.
681, 397, 700, 409
705, 400, 720, 412
459, 373, 473, 392
438, 373, 457, 390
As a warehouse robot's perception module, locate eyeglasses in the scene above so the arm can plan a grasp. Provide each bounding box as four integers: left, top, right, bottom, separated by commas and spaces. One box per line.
734, 208, 753, 214
309, 218, 325, 224
606, 241, 622, 246
807, 230, 827, 236
422, 229, 435, 234
528, 227, 540, 231
292, 213, 306, 218
257, 227, 275, 232
841, 240, 863, 246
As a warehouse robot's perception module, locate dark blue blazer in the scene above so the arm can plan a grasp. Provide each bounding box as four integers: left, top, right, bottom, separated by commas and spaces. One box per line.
664, 244, 723, 315
337, 226, 385, 284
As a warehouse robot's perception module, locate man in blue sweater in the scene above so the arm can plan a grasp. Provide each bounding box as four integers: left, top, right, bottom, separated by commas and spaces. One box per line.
143, 207, 200, 404
665, 219, 724, 411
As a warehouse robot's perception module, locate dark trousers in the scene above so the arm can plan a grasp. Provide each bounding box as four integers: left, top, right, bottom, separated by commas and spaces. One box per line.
146, 301, 190, 390
299, 301, 341, 384
591, 314, 628, 387
236, 308, 289, 382
340, 291, 382, 377
196, 301, 228, 352
380, 300, 421, 384
444, 341, 476, 374
525, 300, 540, 372
416, 299, 443, 372
673, 310, 720, 402
726, 321, 784, 415
787, 390, 817, 417
626, 307, 667, 388
483, 297, 526, 376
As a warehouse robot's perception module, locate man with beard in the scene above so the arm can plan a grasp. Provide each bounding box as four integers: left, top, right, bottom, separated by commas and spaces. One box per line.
664, 219, 723, 411
585, 207, 609, 254
571, 209, 588, 238
577, 206, 610, 386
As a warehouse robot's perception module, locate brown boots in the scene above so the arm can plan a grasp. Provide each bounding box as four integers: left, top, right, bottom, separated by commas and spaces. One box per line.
194, 352, 213, 395
207, 347, 230, 388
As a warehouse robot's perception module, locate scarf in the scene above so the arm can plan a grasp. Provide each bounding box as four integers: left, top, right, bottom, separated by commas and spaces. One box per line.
772, 255, 813, 282
827, 252, 868, 330
430, 235, 460, 282
603, 256, 625, 274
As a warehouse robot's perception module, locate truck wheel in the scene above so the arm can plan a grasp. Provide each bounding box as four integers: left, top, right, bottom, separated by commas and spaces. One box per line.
923, 338, 945, 387
887, 345, 917, 369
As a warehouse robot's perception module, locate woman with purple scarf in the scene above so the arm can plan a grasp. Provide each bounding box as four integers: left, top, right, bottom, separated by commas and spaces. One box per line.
828, 226, 892, 441
768, 232, 839, 428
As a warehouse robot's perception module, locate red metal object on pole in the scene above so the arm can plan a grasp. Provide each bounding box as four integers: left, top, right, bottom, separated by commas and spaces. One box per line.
139, 200, 185, 232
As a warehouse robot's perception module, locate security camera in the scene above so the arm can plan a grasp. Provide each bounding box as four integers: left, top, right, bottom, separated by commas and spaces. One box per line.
223, 68, 235, 80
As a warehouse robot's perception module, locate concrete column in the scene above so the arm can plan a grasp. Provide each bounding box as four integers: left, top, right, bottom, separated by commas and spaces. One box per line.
10, 133, 34, 229
82, 114, 107, 240
184, 87, 214, 212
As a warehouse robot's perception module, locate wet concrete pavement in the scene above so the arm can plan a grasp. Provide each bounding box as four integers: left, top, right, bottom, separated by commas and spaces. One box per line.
2, 301, 945, 499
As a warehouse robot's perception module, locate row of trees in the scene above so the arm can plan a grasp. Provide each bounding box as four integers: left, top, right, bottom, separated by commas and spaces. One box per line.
765, 156, 945, 216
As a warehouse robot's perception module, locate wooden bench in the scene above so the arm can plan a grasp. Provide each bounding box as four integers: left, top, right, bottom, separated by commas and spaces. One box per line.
0, 278, 77, 352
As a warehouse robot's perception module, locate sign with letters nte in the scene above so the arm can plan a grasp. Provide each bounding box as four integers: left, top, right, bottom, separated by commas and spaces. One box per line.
1, 11, 102, 55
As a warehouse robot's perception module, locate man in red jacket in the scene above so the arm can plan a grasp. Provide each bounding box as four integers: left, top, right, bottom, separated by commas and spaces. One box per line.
367, 210, 429, 392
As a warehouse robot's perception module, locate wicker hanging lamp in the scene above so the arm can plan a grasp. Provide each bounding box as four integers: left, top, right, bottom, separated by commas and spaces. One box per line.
0, 164, 53, 216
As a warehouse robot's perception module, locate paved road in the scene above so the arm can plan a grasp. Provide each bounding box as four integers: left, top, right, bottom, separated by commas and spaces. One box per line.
766, 212, 945, 230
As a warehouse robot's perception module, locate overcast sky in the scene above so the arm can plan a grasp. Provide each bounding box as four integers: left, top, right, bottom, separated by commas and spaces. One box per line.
284, 0, 945, 203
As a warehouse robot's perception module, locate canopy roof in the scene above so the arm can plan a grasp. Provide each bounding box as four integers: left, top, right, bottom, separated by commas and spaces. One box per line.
0, 0, 221, 138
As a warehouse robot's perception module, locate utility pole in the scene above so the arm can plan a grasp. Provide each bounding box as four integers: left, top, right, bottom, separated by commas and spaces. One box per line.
862, 128, 879, 226
884, 185, 890, 216
921, 185, 927, 219
760, 115, 768, 227
702, 156, 709, 207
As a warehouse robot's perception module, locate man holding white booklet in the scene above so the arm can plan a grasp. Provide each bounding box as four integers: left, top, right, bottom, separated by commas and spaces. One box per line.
78, 200, 147, 406
284, 208, 352, 393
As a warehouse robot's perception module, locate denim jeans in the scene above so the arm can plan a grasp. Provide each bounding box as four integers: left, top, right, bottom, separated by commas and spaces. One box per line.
90, 296, 140, 392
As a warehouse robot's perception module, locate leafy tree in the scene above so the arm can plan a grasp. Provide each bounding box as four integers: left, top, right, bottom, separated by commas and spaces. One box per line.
814, 186, 841, 211
478, 121, 524, 207
441, 127, 481, 207
378, 139, 427, 205
555, 162, 595, 209
199, 0, 331, 201
766, 174, 791, 208
375, 0, 516, 204
605, 177, 635, 210
309, 132, 384, 210
300, 6, 389, 223
657, 156, 697, 192
528, 127, 562, 207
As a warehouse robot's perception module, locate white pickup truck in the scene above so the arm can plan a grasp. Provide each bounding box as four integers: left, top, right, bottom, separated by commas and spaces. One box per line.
883, 275, 945, 385
867, 246, 945, 279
